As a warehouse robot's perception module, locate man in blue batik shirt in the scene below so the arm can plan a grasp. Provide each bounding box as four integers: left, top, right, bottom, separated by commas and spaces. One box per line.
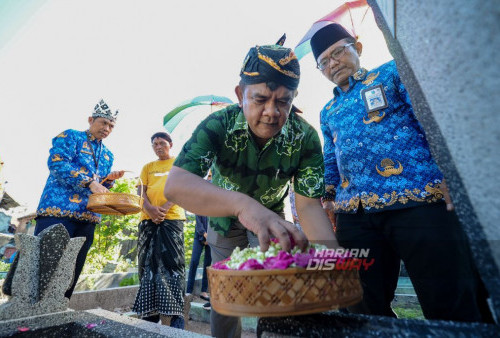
35, 99, 124, 298
310, 23, 492, 323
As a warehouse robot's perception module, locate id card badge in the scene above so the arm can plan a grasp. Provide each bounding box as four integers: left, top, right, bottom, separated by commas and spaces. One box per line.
361, 84, 388, 113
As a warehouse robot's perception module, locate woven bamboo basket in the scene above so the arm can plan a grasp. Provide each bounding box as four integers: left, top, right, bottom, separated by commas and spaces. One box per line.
87, 192, 143, 215
207, 266, 363, 317
86, 171, 144, 216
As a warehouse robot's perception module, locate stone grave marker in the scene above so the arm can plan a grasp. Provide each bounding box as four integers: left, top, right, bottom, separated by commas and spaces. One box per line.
0, 223, 85, 320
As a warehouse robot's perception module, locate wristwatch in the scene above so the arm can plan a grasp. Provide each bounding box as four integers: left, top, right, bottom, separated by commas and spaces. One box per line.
321, 195, 336, 203
83, 178, 95, 188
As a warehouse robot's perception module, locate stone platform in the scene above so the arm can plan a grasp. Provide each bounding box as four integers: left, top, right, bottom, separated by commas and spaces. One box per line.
0, 308, 208, 337
188, 301, 257, 333
257, 311, 499, 338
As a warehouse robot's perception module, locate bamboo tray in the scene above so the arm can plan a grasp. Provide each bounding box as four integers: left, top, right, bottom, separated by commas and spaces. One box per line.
207, 266, 362, 317
87, 192, 143, 215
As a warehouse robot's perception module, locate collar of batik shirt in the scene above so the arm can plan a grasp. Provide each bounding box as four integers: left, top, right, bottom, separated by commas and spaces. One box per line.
229, 105, 292, 143
333, 68, 368, 98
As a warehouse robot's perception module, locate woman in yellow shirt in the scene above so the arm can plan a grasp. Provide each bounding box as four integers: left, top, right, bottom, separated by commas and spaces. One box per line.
132, 132, 186, 329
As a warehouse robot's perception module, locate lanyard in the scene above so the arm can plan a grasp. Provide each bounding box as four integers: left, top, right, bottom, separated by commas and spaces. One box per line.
86, 131, 101, 176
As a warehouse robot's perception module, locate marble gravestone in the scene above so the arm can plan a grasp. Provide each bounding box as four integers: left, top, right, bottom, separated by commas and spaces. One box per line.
0, 224, 206, 337
0, 223, 85, 320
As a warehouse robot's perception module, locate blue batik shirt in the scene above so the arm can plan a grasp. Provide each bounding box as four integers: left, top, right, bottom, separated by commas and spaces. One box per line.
320, 60, 444, 214
36, 129, 115, 223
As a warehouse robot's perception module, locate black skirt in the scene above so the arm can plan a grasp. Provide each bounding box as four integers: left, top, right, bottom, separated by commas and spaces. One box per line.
132, 219, 185, 317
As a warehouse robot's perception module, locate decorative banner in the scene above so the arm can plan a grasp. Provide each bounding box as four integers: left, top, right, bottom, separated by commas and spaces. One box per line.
163, 95, 233, 133
295, 0, 370, 60
163, 95, 234, 153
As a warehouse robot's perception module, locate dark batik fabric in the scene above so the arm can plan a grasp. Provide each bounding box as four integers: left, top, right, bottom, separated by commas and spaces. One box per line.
174, 104, 325, 236
320, 60, 444, 213
133, 219, 185, 318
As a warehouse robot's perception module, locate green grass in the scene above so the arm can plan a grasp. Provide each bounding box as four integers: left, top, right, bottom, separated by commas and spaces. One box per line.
393, 307, 425, 320
119, 273, 140, 287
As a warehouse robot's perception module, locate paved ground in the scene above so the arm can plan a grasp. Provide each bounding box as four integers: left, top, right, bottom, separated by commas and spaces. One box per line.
113, 295, 256, 337
185, 319, 256, 337
186, 295, 256, 337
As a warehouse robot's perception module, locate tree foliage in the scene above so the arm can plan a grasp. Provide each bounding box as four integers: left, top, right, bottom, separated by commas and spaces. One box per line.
184, 213, 195, 266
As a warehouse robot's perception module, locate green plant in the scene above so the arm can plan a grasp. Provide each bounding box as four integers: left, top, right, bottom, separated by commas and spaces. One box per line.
114, 257, 134, 273
119, 273, 140, 287
0, 261, 10, 272
183, 213, 196, 268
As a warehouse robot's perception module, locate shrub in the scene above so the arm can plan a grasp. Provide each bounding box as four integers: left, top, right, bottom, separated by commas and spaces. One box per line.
0, 261, 10, 273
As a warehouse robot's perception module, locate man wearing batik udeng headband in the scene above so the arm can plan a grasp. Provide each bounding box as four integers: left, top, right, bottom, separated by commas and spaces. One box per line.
164, 44, 340, 337
311, 23, 493, 322
35, 99, 124, 299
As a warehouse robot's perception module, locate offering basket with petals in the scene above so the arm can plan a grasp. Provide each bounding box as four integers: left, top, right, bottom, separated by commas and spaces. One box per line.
207, 262, 362, 317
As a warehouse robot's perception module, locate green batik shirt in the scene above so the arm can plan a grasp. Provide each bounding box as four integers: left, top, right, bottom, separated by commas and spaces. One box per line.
174, 104, 325, 236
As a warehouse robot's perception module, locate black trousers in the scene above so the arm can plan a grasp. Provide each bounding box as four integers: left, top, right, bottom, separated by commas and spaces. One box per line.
336, 202, 492, 322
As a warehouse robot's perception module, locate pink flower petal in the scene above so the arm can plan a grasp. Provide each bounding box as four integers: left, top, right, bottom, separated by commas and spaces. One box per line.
263, 252, 294, 269
293, 252, 314, 268
238, 259, 264, 270
86, 323, 97, 329
212, 261, 229, 269
17, 327, 30, 332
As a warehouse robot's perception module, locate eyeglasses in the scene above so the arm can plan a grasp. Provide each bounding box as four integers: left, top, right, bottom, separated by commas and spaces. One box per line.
317, 43, 354, 71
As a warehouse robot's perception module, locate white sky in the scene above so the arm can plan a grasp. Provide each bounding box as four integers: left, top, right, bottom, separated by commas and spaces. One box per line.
0, 0, 391, 211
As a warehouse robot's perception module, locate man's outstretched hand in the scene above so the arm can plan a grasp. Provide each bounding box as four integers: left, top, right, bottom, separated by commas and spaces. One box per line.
236, 199, 308, 252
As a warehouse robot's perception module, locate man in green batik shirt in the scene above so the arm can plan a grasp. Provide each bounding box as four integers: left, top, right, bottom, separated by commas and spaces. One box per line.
165, 44, 339, 338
